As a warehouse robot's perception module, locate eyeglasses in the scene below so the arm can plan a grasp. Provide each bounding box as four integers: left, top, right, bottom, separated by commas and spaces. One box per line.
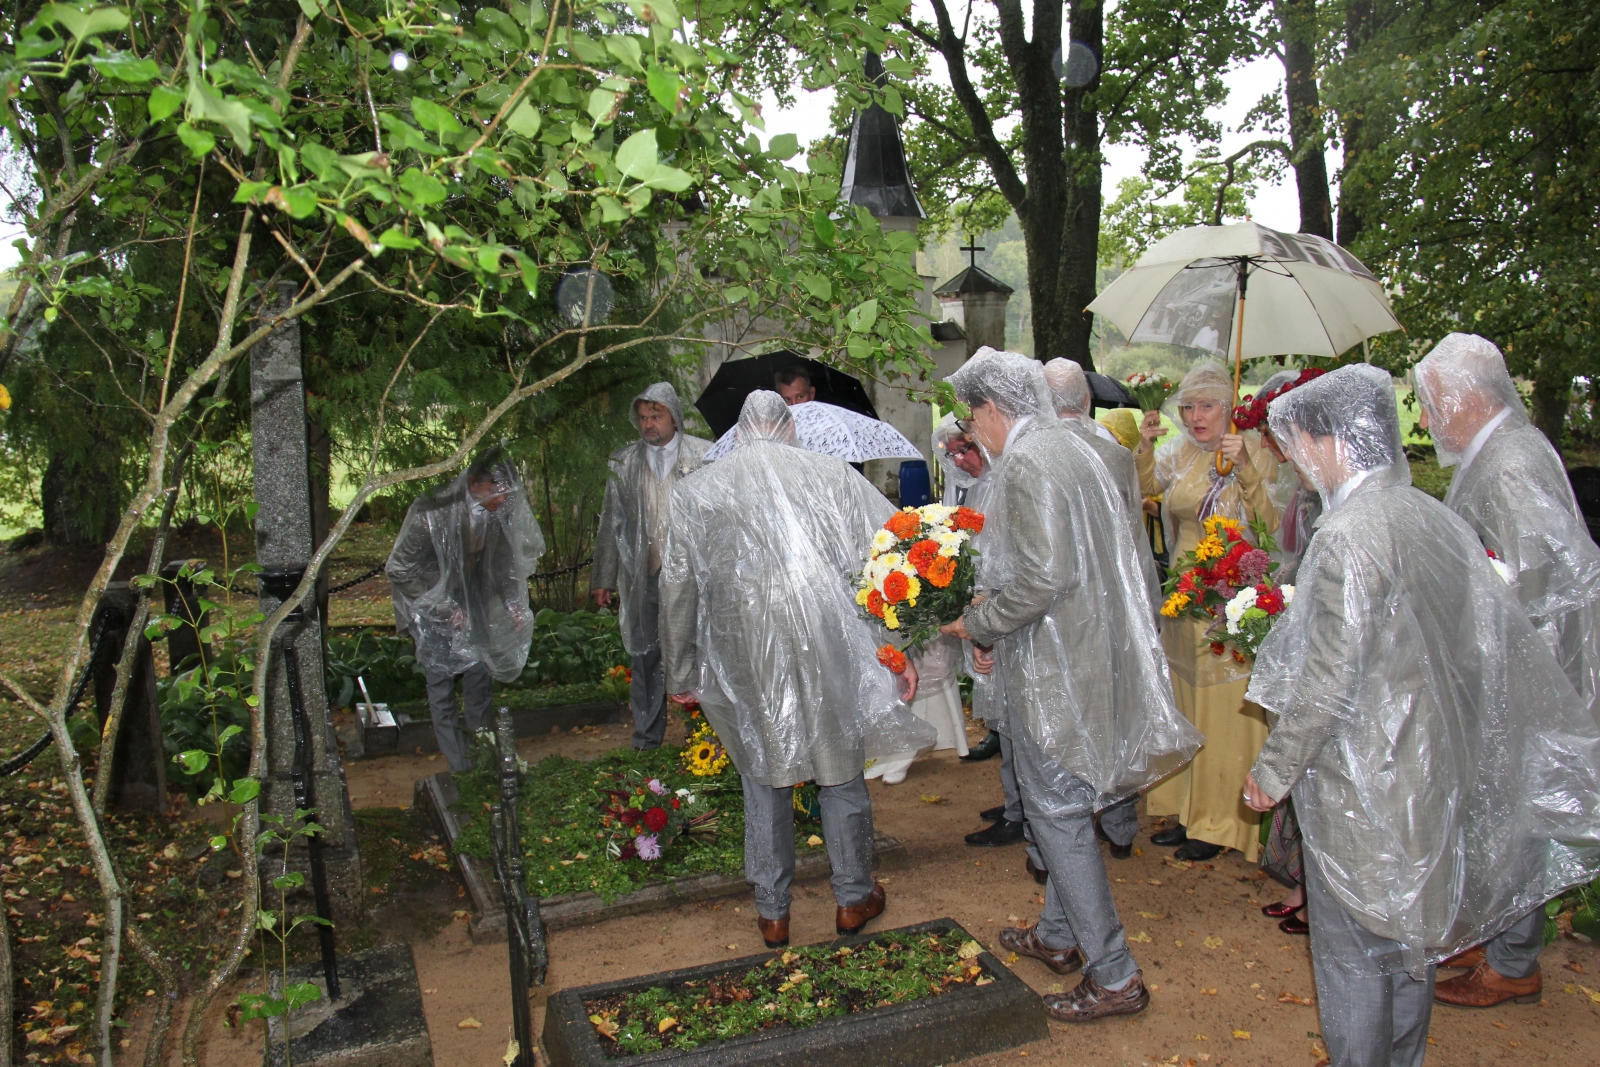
955, 417, 973, 434
947, 443, 977, 459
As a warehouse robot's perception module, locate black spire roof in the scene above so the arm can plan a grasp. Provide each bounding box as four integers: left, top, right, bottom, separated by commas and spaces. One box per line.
839, 52, 925, 220
933, 266, 1015, 296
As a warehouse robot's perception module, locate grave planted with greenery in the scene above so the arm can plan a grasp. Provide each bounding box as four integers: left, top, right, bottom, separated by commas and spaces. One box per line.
449, 714, 819, 903
585, 929, 994, 1056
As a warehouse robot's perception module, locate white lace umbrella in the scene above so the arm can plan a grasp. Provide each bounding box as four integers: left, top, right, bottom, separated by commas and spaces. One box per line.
702, 401, 923, 464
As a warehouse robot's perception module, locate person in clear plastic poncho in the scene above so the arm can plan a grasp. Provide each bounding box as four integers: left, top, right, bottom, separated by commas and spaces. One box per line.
592, 382, 712, 749
660, 390, 934, 949
387, 449, 546, 771
1239, 365, 1600, 1067
1136, 361, 1280, 863
940, 349, 1202, 1024
1413, 333, 1600, 1008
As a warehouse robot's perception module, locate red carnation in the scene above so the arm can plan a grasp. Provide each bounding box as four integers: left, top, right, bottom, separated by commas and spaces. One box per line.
644, 807, 670, 833
1255, 585, 1284, 615
672, 797, 681, 810
619, 808, 641, 826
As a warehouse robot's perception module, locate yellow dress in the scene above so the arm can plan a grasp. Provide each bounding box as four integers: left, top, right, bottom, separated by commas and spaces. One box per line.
1137, 435, 1280, 860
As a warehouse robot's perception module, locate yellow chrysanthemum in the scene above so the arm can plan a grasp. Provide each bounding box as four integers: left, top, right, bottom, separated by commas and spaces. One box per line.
855, 587, 871, 607
1193, 536, 1225, 562
1160, 592, 1191, 618
905, 576, 922, 601
1203, 515, 1242, 536
883, 604, 900, 630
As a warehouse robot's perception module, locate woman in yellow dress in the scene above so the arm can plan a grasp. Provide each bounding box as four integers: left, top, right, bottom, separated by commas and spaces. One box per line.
1135, 362, 1280, 862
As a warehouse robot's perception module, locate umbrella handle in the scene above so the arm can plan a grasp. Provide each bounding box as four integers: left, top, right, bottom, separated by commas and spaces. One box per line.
1214, 275, 1248, 478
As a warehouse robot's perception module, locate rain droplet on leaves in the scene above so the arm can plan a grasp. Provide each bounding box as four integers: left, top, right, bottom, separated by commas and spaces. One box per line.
390, 52, 410, 73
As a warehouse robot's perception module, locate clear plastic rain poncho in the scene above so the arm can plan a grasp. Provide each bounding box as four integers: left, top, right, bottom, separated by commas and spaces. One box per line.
1415, 333, 1600, 717
659, 391, 937, 787
592, 382, 713, 655
1044, 357, 1160, 614
1142, 360, 1280, 685
1247, 365, 1600, 975
949, 351, 1203, 796
387, 450, 547, 681
933, 412, 979, 504
1254, 368, 1323, 583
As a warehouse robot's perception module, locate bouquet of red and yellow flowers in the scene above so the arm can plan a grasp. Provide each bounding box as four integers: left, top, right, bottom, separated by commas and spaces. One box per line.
857, 504, 985, 661
1126, 371, 1177, 412
1160, 515, 1294, 662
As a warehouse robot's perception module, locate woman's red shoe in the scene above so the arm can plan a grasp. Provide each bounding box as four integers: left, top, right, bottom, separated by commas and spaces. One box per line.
1262, 901, 1300, 919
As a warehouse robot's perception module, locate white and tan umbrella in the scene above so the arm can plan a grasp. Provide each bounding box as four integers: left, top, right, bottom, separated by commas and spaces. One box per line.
1088, 221, 1403, 471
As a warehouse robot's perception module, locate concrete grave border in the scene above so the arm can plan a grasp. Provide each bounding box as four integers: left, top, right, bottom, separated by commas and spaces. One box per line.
540, 918, 1049, 1067
415, 772, 908, 941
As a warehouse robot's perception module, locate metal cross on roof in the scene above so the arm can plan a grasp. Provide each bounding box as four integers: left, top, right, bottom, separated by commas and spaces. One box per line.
960, 237, 984, 268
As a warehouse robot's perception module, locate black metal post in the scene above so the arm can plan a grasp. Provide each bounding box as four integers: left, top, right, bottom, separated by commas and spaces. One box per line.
283, 640, 341, 1001
491, 706, 545, 1066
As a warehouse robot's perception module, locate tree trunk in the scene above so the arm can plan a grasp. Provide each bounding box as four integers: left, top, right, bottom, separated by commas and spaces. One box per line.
1276, 0, 1333, 239
1530, 345, 1571, 457
1336, 0, 1375, 247
307, 416, 333, 651
1041, 0, 1104, 371
41, 443, 126, 546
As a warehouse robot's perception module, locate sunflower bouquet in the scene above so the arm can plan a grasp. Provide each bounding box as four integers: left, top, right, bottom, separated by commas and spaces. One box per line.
856, 504, 984, 654
1159, 515, 1294, 662
672, 696, 733, 778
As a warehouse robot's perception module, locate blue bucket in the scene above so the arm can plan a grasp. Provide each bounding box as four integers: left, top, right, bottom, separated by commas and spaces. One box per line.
898, 460, 932, 508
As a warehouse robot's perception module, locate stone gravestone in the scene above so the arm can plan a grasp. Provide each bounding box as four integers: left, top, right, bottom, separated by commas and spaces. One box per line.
91, 584, 166, 813
249, 283, 363, 918
250, 284, 433, 1067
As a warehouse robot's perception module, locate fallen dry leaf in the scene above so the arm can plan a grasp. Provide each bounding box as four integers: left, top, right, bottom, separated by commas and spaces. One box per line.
1564, 961, 1586, 974
1129, 931, 1152, 943
1147, 879, 1163, 886
1203, 936, 1224, 949
1138, 911, 1167, 920
657, 1017, 677, 1033
1231, 1030, 1251, 1040
458, 1017, 483, 1030
806, 835, 824, 847
1201, 987, 1217, 996
1492, 1022, 1510, 1030
1004, 951, 1020, 965
918, 794, 947, 805
958, 940, 984, 960
1277, 991, 1314, 1005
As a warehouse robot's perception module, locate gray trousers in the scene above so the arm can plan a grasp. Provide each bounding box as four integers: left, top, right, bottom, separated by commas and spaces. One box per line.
1485, 904, 1546, 980
998, 731, 1024, 823
742, 773, 875, 919
1004, 730, 1138, 870
630, 574, 668, 749
1011, 730, 1138, 988
425, 661, 494, 773
1304, 851, 1435, 1067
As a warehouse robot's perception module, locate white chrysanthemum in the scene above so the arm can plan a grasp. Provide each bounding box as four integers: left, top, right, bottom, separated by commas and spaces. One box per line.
878, 552, 904, 571
920, 503, 955, 527
1224, 585, 1258, 634
935, 529, 964, 557
1280, 584, 1295, 606
870, 529, 896, 554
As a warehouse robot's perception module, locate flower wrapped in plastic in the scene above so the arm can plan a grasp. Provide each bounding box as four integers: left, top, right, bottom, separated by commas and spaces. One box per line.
856, 503, 984, 651
1125, 371, 1177, 413
1160, 514, 1292, 661
601, 771, 720, 863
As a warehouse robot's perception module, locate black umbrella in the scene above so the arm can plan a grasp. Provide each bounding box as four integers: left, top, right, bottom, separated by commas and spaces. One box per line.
1086, 371, 1138, 410
694, 351, 879, 438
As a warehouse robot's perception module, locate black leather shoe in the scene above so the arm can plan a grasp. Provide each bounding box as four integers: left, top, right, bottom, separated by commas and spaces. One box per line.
1107, 840, 1133, 860
1173, 838, 1223, 861
979, 805, 1007, 823
1150, 823, 1187, 847
1025, 855, 1049, 885
965, 819, 1025, 847
961, 730, 1002, 762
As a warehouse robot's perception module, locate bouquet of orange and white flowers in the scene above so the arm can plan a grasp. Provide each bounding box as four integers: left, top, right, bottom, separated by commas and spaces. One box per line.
857, 504, 985, 658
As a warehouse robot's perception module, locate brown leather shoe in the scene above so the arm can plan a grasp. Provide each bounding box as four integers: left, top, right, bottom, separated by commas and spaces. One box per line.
1442, 945, 1487, 969
1434, 962, 1541, 1007
998, 925, 1084, 975
1044, 971, 1150, 1022
836, 883, 886, 936
757, 913, 790, 949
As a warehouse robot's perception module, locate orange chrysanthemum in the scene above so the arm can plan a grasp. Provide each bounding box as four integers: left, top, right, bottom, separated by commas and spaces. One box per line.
926, 556, 957, 589
951, 507, 985, 533
907, 539, 941, 577
877, 644, 908, 673
882, 571, 911, 604
866, 589, 886, 618
885, 510, 922, 541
